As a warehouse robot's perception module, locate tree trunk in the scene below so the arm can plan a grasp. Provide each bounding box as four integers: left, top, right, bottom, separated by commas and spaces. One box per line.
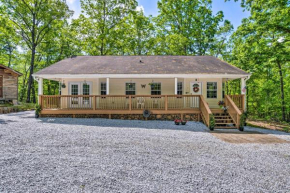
26, 46, 36, 103
8, 46, 12, 68
32, 81, 36, 103
277, 61, 286, 121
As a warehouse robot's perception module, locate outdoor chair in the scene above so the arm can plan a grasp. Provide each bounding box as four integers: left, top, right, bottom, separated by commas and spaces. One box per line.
136, 97, 145, 109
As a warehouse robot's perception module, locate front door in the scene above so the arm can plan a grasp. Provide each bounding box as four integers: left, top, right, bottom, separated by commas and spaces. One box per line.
69, 83, 92, 108
0, 76, 3, 98
190, 82, 202, 108
69, 83, 80, 108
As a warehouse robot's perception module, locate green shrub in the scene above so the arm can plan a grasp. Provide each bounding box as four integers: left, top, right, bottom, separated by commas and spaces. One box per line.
35, 104, 42, 116
209, 114, 215, 130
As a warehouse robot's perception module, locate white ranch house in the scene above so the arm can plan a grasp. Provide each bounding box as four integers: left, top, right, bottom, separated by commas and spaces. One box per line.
33, 56, 251, 130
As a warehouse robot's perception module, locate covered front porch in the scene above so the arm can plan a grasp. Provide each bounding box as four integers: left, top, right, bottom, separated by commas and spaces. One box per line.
34, 74, 248, 130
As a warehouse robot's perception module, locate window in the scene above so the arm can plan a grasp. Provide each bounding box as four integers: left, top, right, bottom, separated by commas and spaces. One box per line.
83, 84, 90, 104
83, 84, 90, 95
71, 84, 79, 95
207, 82, 217, 98
177, 82, 183, 95
151, 83, 161, 95
101, 82, 106, 95
126, 83, 136, 95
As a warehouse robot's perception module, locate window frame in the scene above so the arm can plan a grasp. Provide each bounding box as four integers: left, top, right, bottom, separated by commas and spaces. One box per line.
125, 82, 136, 95
177, 82, 183, 95
100, 82, 107, 95
206, 82, 218, 99
151, 82, 161, 95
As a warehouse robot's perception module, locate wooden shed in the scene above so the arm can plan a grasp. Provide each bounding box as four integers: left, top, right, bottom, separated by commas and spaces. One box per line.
0, 64, 22, 101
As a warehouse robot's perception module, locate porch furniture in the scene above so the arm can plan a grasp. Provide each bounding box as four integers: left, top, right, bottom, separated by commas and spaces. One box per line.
136, 97, 145, 109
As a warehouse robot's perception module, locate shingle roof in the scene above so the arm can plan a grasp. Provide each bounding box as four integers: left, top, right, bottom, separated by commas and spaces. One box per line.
34, 56, 249, 75
0, 64, 22, 76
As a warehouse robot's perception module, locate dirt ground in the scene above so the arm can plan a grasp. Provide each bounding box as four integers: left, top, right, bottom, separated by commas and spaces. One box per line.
211, 130, 290, 144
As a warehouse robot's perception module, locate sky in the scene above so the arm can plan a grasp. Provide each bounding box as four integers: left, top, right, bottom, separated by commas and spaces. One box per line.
67, 0, 250, 29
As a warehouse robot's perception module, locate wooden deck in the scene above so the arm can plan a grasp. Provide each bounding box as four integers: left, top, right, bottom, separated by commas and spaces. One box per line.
39, 94, 245, 130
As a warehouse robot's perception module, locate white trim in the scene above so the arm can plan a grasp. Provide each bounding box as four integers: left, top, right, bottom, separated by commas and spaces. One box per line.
38, 78, 43, 95
33, 74, 251, 79
174, 78, 178, 95
106, 78, 110, 95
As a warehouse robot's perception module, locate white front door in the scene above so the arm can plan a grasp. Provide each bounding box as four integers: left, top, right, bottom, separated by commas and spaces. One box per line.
190, 82, 202, 108
69, 83, 80, 108
69, 82, 92, 108
82, 83, 92, 108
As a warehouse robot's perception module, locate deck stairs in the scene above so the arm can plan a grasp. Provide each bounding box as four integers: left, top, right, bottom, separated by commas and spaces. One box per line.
213, 112, 237, 129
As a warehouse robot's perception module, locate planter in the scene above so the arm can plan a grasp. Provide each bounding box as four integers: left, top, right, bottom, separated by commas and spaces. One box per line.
181, 121, 187, 125
35, 114, 39, 118
174, 119, 181, 125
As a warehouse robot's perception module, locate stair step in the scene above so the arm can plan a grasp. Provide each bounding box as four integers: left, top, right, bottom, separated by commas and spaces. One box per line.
214, 126, 237, 129
215, 119, 233, 121
215, 123, 235, 125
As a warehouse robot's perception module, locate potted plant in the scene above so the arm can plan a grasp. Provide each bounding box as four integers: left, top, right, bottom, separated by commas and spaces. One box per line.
148, 83, 155, 89
222, 106, 229, 113
35, 104, 42, 118
218, 100, 225, 108
181, 120, 187, 125
174, 119, 181, 125
61, 83, 66, 88
218, 101, 228, 113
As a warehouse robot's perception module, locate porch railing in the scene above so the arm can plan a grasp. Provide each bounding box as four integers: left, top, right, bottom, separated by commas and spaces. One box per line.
199, 95, 213, 128
228, 95, 245, 110
40, 95, 201, 111
225, 95, 242, 128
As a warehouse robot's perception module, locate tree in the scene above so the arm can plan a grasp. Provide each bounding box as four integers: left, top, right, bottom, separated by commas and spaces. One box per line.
0, 15, 19, 67
77, 0, 138, 55
1, 0, 72, 103
114, 9, 155, 55
154, 0, 226, 55
229, 0, 290, 121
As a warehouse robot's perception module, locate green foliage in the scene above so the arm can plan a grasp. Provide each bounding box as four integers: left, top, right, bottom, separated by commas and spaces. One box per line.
76, 0, 138, 55
154, 0, 231, 56
228, 0, 290, 122
35, 104, 42, 116
0, 0, 289, 124
209, 114, 215, 130
239, 113, 247, 130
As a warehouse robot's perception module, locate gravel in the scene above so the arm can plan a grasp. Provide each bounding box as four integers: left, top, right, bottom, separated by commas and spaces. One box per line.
0, 111, 290, 193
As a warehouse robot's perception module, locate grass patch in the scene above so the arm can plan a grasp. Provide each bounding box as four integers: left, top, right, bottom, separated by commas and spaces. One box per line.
247, 120, 290, 133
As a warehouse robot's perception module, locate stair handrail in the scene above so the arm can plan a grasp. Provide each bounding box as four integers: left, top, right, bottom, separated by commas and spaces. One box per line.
199, 95, 213, 128
225, 95, 242, 128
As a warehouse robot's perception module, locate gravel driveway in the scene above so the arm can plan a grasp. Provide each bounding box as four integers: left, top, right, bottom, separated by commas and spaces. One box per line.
1, 111, 290, 193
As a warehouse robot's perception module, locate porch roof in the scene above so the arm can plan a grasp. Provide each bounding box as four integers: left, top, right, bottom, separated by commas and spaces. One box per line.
34, 56, 250, 76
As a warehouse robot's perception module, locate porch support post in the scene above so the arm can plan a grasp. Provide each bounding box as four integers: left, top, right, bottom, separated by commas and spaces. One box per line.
174, 78, 178, 95
38, 77, 43, 105
241, 78, 246, 111
106, 78, 110, 95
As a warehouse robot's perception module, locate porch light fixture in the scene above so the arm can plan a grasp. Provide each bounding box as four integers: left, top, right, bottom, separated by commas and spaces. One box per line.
83, 80, 87, 86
